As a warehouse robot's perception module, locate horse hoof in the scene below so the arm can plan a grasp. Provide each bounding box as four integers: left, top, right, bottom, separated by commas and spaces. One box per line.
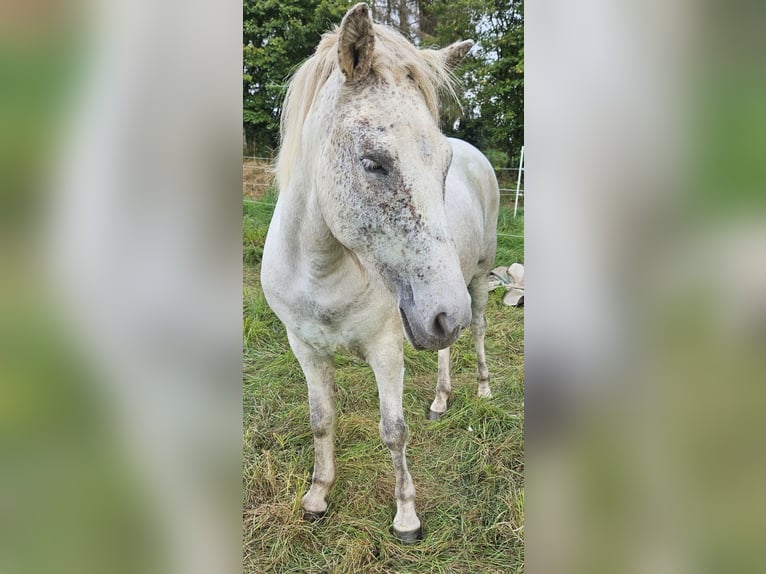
302, 509, 327, 522
427, 409, 443, 421
393, 526, 423, 544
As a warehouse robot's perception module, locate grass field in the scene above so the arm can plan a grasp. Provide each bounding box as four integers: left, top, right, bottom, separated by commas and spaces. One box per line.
243, 191, 524, 573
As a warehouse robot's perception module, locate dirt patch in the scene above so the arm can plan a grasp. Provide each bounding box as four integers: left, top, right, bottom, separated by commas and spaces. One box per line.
243, 158, 275, 200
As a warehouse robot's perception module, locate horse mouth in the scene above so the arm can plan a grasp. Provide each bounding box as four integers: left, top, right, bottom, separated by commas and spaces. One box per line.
399, 306, 426, 351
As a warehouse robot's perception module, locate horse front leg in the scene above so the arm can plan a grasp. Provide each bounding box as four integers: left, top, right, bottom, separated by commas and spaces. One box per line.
365, 325, 422, 543
287, 331, 336, 520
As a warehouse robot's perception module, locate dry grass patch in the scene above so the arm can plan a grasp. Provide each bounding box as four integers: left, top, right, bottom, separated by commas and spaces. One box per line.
243, 158, 275, 200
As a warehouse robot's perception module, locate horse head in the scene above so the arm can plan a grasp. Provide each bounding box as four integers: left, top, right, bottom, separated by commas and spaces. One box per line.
309, 3, 475, 350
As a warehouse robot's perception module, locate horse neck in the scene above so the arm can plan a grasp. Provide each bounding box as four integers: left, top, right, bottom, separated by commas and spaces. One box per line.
277, 80, 365, 281
278, 171, 360, 282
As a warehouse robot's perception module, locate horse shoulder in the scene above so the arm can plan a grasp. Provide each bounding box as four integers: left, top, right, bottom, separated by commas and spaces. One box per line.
263, 211, 397, 351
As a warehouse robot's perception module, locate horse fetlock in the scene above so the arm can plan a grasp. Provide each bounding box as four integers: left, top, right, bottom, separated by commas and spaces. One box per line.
302, 486, 330, 516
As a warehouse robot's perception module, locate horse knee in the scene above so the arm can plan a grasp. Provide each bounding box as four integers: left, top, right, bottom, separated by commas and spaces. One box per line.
379, 418, 407, 451
309, 406, 334, 438
471, 314, 486, 333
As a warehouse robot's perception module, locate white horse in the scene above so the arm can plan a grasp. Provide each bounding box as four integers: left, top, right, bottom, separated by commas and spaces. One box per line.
261, 3, 499, 543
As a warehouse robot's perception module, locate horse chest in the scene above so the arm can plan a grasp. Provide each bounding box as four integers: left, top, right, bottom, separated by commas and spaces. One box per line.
269, 274, 397, 354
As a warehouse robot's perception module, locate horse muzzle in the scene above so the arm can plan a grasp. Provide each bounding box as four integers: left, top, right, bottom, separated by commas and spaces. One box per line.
397, 282, 471, 351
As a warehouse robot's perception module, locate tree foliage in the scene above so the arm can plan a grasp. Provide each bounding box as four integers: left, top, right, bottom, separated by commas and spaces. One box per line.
420, 0, 524, 165
243, 0, 523, 165
243, 0, 350, 154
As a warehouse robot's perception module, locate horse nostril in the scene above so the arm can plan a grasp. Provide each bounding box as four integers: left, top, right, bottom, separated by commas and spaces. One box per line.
432, 312, 450, 339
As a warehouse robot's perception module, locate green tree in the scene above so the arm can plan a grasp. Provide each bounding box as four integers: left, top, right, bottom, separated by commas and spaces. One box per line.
427, 0, 524, 166
243, 0, 351, 155
243, 0, 524, 165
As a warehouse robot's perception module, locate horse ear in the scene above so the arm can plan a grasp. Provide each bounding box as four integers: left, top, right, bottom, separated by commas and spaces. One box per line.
338, 3, 375, 81
440, 40, 474, 71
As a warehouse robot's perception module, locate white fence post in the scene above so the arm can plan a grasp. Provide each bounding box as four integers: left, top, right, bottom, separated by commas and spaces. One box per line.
513, 145, 524, 217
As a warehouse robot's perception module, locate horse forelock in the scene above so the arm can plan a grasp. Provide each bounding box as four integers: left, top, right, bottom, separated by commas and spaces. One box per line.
276, 24, 457, 193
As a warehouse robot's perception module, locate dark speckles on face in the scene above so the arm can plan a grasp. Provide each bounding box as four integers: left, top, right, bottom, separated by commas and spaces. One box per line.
319, 73, 453, 294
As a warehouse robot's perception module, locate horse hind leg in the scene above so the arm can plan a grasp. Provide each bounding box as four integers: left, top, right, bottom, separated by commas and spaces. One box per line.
428, 274, 491, 419
469, 275, 492, 398
287, 331, 336, 521
428, 347, 452, 420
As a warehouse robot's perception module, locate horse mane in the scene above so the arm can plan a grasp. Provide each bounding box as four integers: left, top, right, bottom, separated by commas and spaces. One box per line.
276, 24, 458, 193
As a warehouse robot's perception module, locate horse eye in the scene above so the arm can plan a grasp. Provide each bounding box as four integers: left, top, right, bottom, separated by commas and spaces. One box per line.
361, 157, 385, 173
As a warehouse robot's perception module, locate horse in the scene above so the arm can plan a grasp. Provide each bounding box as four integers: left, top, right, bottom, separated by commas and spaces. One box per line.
261, 3, 499, 543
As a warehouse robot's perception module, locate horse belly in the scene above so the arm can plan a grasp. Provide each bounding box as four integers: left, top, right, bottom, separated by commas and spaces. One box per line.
444, 142, 499, 281
445, 189, 489, 281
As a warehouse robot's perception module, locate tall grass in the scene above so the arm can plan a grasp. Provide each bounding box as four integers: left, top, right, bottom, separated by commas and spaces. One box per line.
244, 192, 524, 573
